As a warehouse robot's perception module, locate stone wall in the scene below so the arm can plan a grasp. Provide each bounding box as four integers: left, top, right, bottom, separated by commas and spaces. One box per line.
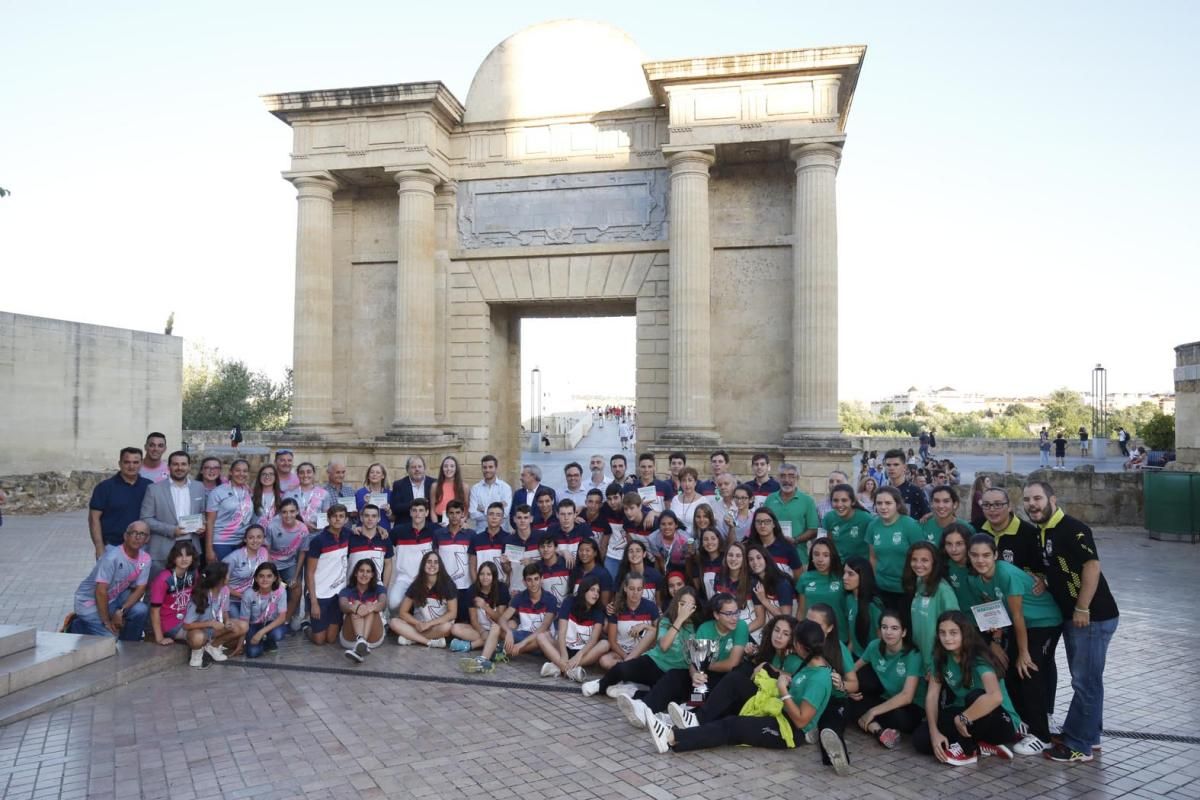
1174, 341, 1200, 470
0, 312, 182, 474
0, 471, 110, 514
970, 469, 1144, 527
850, 435, 1141, 457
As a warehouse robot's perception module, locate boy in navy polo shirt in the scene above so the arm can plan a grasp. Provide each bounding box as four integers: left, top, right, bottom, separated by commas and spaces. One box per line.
487, 563, 557, 661
305, 504, 350, 645
537, 533, 572, 604
469, 502, 508, 584
347, 505, 394, 590
502, 504, 541, 592
436, 500, 475, 622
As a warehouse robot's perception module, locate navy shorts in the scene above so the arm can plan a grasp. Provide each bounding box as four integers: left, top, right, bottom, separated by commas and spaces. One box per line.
310, 596, 343, 633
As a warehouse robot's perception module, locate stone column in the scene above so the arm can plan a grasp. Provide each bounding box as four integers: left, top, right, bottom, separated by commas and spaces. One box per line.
661, 147, 718, 443
784, 143, 842, 441
432, 182, 457, 425
389, 171, 440, 437
288, 172, 340, 432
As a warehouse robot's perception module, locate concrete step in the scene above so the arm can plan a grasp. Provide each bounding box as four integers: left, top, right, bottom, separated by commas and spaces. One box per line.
0, 625, 37, 659
0, 631, 115, 698
0, 640, 181, 728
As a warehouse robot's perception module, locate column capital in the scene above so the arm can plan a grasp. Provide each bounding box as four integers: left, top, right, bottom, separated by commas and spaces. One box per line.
391, 170, 441, 193
788, 142, 841, 171
663, 145, 716, 172
434, 180, 458, 201
284, 171, 339, 198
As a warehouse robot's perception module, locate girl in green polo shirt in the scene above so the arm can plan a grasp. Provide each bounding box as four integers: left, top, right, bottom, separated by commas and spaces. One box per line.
920, 486, 973, 545
914, 610, 1022, 766
939, 524, 976, 612
842, 556, 883, 659
966, 534, 1062, 754
867, 487, 925, 610
849, 611, 923, 749
797, 540, 847, 635
904, 541, 960, 676
805, 603, 855, 775
822, 484, 873, 562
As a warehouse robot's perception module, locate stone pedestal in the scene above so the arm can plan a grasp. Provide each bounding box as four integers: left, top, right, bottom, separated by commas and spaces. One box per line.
388, 171, 445, 443
783, 143, 843, 445
1175, 341, 1200, 470
288, 173, 345, 434
659, 147, 718, 446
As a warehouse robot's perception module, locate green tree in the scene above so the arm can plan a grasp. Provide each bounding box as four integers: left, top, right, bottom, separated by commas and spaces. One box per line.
1043, 388, 1090, 434
1108, 401, 1160, 437
1140, 413, 1175, 451
183, 357, 292, 431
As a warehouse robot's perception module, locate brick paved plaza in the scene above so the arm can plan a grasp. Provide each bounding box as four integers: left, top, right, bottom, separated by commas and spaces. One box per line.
1, 509, 1198, 800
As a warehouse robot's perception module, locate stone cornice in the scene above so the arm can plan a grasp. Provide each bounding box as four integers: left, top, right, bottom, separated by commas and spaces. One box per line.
262, 81, 465, 128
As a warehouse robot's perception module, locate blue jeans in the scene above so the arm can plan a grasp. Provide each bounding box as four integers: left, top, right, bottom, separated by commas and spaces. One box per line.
213, 543, 239, 561
604, 556, 621, 580
70, 594, 148, 641
1061, 616, 1118, 755
245, 623, 286, 658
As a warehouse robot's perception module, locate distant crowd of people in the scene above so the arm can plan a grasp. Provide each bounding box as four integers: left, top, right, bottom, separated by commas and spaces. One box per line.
71, 434, 1117, 768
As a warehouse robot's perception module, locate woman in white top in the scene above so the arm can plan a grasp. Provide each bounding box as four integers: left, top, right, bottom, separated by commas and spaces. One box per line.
669, 467, 712, 533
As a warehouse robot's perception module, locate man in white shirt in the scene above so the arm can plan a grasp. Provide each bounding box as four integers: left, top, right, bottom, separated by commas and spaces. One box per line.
561, 462, 588, 510
585, 454, 612, 493
140, 450, 207, 576
468, 454, 513, 531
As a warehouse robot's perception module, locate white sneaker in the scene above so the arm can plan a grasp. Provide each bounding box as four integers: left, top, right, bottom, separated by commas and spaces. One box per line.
581, 679, 601, 697
396, 634, 413, 646
617, 694, 648, 729
1013, 734, 1049, 756
647, 713, 673, 754
540, 661, 559, 678
668, 702, 698, 729
566, 666, 587, 683
820, 728, 850, 776
203, 643, 228, 662
804, 727, 818, 745
188, 648, 206, 668
606, 682, 638, 700
427, 638, 447, 649
344, 647, 364, 664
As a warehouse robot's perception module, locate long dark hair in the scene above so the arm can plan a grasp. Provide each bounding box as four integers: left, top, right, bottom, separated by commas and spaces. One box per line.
755, 615, 798, 667
746, 543, 788, 599
571, 576, 603, 619
252, 465, 279, 518
748, 507, 784, 547
806, 602, 844, 675
901, 541, 943, 596
793, 618, 843, 674
964, 533, 998, 575
252, 561, 282, 592
807, 538, 843, 577
408, 551, 455, 606
191, 562, 228, 615
432, 456, 467, 515
615, 539, 650, 587
164, 541, 197, 593
874, 485, 908, 518
716, 541, 752, 608
472, 562, 504, 608
932, 609, 995, 689
843, 556, 878, 648
939, 522, 973, 567
878, 610, 915, 654
686, 528, 725, 591
350, 558, 379, 591
613, 572, 646, 615
665, 586, 699, 627
830, 482, 867, 514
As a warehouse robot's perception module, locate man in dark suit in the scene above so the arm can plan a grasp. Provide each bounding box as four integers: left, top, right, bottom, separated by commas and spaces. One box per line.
140, 450, 208, 576
390, 456, 437, 524
510, 463, 556, 525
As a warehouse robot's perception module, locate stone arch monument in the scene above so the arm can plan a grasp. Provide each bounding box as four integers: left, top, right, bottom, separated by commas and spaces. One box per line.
263, 20, 866, 491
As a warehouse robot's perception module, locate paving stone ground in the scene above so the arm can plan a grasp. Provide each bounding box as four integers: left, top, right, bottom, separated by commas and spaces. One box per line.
1, 505, 1198, 799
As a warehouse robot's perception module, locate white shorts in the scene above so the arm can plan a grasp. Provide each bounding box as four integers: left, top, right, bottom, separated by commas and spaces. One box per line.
339, 624, 387, 650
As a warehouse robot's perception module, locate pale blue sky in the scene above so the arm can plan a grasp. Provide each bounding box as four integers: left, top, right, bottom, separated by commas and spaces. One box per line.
2, 1, 1196, 404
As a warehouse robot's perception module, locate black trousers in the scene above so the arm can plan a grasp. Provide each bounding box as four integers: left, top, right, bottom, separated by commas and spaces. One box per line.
1005, 625, 1061, 742
816, 697, 849, 765
598, 655, 664, 694
695, 661, 756, 724
912, 689, 1019, 757
847, 664, 923, 733
645, 667, 730, 713
673, 715, 794, 752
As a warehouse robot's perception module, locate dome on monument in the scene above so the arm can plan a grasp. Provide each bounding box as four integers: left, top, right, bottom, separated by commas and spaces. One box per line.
463, 20, 657, 124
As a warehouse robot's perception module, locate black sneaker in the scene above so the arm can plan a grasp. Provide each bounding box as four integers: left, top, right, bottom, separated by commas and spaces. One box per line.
1044, 742, 1093, 762
354, 638, 370, 660
264, 636, 279, 652
344, 646, 364, 664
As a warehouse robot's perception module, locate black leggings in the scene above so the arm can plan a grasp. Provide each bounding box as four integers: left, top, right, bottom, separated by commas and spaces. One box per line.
695, 661, 757, 724
912, 689, 1019, 757
597, 655, 664, 695
673, 714, 794, 752
847, 664, 922, 733
816, 697, 849, 765
1004, 625, 1060, 742
644, 667, 729, 714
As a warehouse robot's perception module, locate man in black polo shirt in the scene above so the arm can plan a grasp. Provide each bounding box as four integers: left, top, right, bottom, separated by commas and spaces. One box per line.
882, 448, 929, 519
89, 447, 152, 559
1022, 480, 1119, 764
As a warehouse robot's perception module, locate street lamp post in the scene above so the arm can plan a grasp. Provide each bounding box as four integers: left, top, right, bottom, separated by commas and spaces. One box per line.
1092, 363, 1108, 459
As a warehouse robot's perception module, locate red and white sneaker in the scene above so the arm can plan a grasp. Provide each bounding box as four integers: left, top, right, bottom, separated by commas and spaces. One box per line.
943, 742, 977, 766
978, 741, 1014, 760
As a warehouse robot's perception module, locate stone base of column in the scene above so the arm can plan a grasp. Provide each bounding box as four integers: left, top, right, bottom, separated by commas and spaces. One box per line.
656, 428, 721, 447
781, 430, 852, 451
284, 422, 351, 438
383, 425, 462, 447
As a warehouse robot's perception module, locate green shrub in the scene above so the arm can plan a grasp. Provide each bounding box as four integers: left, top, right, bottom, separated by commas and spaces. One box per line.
1140, 413, 1175, 452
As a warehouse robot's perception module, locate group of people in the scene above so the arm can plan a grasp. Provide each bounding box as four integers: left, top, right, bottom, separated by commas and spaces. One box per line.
72, 437, 1117, 768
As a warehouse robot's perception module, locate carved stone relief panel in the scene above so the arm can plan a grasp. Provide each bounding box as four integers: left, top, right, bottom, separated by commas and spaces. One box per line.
456, 169, 668, 249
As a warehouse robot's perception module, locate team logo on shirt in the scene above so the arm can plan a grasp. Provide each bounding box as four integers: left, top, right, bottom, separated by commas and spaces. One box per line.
829, 581, 841, 592
1044, 540, 1054, 557
1002, 549, 1015, 563
849, 526, 860, 539
892, 531, 903, 544
895, 661, 906, 677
